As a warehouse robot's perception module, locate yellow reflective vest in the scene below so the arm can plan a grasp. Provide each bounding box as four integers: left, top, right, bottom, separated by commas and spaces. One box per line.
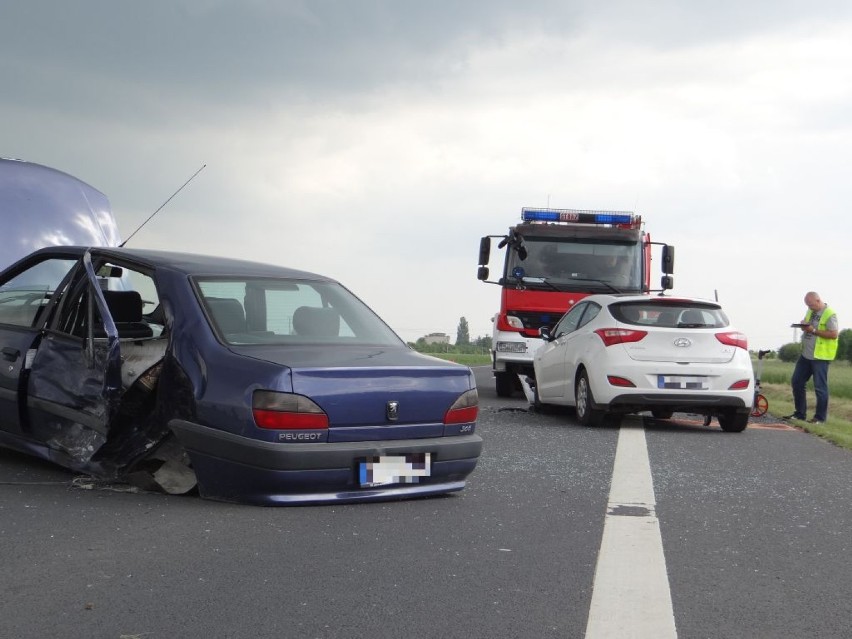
805, 306, 838, 360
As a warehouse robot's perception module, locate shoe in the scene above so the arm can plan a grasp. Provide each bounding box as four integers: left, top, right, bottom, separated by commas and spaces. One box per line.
807, 418, 824, 424
782, 413, 804, 420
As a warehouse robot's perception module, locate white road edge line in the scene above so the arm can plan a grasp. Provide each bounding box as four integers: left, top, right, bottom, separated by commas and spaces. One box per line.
584, 420, 678, 638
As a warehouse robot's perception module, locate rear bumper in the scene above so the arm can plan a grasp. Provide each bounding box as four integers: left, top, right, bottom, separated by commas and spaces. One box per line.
605, 393, 751, 414
170, 419, 482, 505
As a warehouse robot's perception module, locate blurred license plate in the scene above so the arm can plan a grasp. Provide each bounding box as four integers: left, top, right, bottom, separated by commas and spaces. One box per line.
358, 453, 431, 487
658, 375, 708, 390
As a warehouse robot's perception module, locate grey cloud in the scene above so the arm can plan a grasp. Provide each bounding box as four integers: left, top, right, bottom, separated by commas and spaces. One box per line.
7, 0, 848, 121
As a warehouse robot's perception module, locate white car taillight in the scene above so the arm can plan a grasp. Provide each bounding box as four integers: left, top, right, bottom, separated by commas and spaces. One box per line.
594, 328, 648, 347
716, 331, 748, 350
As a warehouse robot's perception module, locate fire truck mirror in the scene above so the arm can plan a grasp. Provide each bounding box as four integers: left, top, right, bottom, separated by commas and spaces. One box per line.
661, 275, 674, 290
661, 245, 675, 274
478, 237, 491, 266
477, 266, 490, 281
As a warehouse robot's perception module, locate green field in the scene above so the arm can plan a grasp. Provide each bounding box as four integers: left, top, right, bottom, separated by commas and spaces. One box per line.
429, 353, 491, 367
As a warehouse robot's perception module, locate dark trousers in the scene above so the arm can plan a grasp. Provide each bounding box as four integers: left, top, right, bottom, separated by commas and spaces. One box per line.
791, 356, 831, 421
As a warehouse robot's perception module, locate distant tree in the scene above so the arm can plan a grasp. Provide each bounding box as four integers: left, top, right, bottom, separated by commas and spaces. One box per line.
473, 335, 492, 350
777, 342, 802, 363
456, 317, 470, 346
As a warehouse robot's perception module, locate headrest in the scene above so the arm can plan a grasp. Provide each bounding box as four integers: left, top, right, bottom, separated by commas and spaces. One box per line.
293, 306, 340, 338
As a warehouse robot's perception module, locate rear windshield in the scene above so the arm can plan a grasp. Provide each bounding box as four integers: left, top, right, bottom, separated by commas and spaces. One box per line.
194, 277, 405, 346
610, 301, 729, 329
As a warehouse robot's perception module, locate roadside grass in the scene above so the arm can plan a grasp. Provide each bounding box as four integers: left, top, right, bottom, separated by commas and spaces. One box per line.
429, 353, 491, 366
758, 359, 852, 450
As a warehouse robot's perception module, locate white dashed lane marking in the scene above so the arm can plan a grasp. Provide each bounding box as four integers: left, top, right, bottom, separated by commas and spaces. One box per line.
584, 420, 678, 638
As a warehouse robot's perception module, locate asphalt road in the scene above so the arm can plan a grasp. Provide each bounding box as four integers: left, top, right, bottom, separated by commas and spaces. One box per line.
1, 365, 850, 638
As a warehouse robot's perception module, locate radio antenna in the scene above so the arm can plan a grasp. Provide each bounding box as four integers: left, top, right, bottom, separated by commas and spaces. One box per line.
120, 164, 207, 247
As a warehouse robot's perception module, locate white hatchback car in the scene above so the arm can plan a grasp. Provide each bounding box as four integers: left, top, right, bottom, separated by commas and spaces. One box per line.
532, 294, 754, 431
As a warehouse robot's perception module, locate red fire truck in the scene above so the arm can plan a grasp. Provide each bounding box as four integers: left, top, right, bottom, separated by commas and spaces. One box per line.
477, 207, 674, 397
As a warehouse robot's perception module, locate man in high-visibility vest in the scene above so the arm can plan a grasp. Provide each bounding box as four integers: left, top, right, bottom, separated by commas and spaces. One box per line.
784, 291, 839, 425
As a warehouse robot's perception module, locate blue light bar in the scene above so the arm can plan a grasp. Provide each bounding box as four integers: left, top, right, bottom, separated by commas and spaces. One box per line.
593, 213, 634, 224
521, 207, 636, 226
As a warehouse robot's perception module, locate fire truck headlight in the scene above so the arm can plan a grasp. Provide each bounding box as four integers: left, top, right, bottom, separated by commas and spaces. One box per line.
499, 314, 524, 330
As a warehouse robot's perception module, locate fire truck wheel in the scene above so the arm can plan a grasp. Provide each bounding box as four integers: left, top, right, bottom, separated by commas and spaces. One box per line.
575, 370, 604, 427
495, 372, 515, 397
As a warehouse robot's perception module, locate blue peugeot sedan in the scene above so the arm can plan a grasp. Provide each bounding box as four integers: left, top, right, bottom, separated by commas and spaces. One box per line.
0, 246, 481, 505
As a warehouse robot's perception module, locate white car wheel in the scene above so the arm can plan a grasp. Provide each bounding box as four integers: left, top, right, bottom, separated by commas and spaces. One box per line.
575, 370, 603, 427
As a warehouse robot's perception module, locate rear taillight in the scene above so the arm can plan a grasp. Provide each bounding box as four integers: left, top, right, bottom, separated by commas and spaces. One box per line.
444, 389, 479, 425
252, 390, 329, 429
716, 331, 748, 350
594, 328, 648, 347
729, 379, 751, 390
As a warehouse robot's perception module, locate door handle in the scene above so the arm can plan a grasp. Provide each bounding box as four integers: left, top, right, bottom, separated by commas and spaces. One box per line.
2, 347, 20, 361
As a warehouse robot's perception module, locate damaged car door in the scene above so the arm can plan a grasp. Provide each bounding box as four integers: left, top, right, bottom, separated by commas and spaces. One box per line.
24, 251, 126, 465
0, 254, 78, 438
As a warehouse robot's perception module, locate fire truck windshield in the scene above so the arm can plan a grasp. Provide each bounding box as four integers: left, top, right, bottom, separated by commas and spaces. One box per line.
505, 239, 642, 292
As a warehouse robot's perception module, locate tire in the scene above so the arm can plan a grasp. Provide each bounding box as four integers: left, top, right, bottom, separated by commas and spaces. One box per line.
495, 372, 515, 398
718, 411, 749, 433
575, 370, 604, 427
651, 409, 674, 420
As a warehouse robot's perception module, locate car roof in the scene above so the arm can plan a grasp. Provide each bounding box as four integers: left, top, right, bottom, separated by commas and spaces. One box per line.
19, 246, 333, 281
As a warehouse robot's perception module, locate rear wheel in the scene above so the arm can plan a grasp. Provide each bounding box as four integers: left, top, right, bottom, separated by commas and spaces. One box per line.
718, 411, 749, 433
495, 372, 515, 398
651, 409, 674, 420
575, 370, 604, 427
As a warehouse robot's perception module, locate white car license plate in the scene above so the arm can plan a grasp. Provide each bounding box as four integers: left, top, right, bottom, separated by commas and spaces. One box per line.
358, 453, 431, 487
658, 375, 708, 390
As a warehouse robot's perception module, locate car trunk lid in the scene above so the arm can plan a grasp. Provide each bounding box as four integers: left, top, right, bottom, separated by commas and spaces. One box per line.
616, 327, 737, 364
229, 345, 473, 439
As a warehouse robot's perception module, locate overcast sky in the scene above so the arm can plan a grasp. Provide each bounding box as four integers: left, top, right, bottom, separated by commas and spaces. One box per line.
3, 1, 851, 347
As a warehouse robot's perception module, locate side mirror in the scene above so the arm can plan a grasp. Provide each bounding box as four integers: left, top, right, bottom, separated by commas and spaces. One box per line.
661, 275, 674, 290
478, 237, 491, 266
477, 266, 489, 281
661, 245, 675, 274
539, 326, 552, 341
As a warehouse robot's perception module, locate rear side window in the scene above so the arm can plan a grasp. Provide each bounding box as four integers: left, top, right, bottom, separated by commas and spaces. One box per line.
611, 302, 729, 328
195, 278, 404, 346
